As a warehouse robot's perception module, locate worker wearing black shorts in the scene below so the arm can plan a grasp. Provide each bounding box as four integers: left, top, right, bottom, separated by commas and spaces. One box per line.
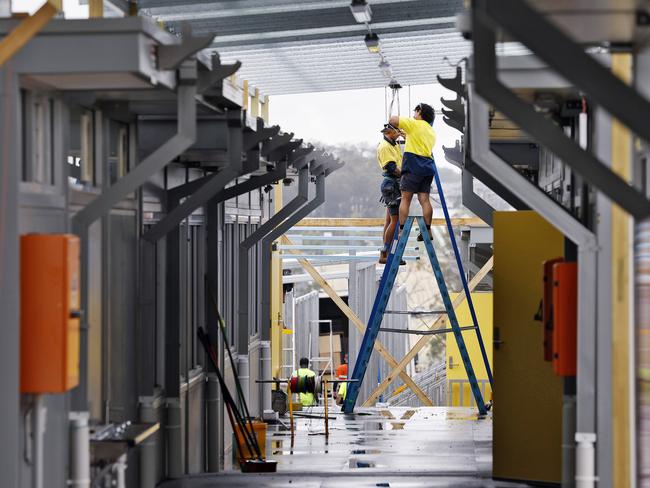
388, 103, 436, 240
377, 123, 404, 264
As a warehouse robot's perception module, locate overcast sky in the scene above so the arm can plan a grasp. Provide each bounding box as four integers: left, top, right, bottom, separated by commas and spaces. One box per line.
269, 83, 463, 176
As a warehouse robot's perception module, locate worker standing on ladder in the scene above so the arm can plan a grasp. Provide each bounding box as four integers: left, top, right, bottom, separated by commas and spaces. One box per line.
291, 357, 317, 407
377, 123, 406, 264
388, 103, 436, 240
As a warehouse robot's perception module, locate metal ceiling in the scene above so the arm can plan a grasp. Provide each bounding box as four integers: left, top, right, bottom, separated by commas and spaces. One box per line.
138, 0, 525, 95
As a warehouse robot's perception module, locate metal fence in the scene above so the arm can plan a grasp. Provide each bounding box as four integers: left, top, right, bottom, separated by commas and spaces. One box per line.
388, 362, 447, 407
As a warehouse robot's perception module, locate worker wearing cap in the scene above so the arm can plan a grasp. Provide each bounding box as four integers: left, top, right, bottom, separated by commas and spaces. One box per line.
291, 357, 316, 407
388, 103, 436, 240
377, 124, 406, 265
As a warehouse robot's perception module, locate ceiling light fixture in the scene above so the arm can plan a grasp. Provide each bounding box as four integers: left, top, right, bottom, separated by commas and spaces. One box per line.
350, 0, 372, 23
364, 33, 380, 53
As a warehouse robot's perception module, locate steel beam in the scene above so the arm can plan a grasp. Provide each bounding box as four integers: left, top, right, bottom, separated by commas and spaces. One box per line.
472, 5, 650, 220
485, 0, 650, 145
465, 157, 528, 210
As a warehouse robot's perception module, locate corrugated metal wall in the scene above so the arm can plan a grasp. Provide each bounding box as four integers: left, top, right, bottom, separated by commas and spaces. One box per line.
348, 264, 410, 406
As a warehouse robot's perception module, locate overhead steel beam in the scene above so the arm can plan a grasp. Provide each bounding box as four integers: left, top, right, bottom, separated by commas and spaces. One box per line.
465, 157, 528, 210
472, 3, 650, 220
484, 0, 650, 145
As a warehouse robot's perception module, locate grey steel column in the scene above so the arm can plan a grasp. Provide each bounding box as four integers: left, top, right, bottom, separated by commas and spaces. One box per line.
593, 107, 613, 488
0, 61, 20, 488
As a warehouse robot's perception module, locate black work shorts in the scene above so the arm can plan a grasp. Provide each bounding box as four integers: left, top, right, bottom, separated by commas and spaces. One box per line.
400, 172, 434, 194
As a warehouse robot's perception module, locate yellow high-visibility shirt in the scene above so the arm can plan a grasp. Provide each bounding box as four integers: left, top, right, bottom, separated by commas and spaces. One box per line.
398, 117, 436, 158
376, 138, 402, 173
291, 367, 316, 407
337, 381, 347, 401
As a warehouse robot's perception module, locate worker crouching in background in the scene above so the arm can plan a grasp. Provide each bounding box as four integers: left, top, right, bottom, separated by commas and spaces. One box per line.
292, 357, 317, 407
377, 123, 405, 265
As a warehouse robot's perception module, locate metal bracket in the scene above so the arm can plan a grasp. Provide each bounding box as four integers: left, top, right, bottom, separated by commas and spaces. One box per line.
262, 132, 293, 158
158, 33, 215, 71
197, 55, 242, 94
268, 138, 302, 163
244, 125, 279, 151
472, 1, 650, 219
143, 166, 240, 242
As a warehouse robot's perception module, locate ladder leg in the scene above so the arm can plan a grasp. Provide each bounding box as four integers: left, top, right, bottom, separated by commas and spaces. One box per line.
343, 217, 413, 413
432, 161, 493, 386
417, 216, 487, 415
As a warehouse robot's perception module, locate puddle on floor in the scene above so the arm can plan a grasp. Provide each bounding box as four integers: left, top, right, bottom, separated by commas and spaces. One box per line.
349, 458, 376, 468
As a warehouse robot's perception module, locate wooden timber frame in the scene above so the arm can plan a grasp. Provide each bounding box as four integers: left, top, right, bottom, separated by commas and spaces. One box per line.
281, 235, 433, 406
0, 0, 61, 67
363, 256, 493, 406
281, 217, 492, 406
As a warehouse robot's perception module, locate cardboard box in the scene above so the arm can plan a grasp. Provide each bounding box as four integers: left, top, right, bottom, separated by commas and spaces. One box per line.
319, 333, 342, 355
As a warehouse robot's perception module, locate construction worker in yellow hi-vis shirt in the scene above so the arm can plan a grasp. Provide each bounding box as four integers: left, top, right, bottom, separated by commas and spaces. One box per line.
291, 357, 316, 407
377, 123, 406, 265
388, 103, 436, 241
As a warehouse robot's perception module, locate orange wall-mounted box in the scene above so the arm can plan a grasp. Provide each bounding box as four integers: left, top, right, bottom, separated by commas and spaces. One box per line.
20, 234, 80, 393
552, 262, 577, 376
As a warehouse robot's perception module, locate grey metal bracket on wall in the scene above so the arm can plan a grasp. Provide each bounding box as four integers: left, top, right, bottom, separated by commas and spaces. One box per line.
471, 0, 650, 219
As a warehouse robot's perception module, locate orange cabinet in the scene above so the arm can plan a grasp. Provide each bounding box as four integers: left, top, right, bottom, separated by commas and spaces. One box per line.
20, 234, 80, 393
552, 262, 577, 376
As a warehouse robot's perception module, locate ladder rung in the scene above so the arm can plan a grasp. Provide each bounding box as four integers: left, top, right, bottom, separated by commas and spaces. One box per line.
379, 325, 478, 336
384, 310, 446, 315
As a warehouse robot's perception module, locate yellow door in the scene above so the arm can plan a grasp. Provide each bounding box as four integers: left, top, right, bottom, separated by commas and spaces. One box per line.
492, 211, 563, 483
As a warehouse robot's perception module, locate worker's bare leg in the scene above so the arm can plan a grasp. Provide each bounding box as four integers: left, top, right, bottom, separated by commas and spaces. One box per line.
417, 192, 433, 226
385, 213, 398, 247
399, 191, 414, 227
383, 208, 391, 247
417, 192, 433, 239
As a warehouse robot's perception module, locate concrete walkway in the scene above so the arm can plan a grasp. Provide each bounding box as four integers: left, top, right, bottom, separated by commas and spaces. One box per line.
161, 406, 531, 487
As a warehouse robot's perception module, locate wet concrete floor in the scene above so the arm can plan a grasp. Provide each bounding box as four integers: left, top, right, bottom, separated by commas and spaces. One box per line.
161, 406, 532, 487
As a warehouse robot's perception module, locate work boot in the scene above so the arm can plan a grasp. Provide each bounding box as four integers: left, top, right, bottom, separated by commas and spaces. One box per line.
416, 230, 434, 242
379, 250, 388, 264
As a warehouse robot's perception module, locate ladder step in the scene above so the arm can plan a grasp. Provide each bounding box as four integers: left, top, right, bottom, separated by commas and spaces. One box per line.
384, 310, 446, 315
379, 325, 478, 336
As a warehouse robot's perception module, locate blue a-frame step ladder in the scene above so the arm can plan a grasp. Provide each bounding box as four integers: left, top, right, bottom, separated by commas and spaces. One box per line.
343, 163, 493, 415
